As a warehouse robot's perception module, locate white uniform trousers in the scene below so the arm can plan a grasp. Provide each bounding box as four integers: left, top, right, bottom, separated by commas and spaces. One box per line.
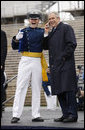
13, 56, 42, 119
44, 86, 57, 110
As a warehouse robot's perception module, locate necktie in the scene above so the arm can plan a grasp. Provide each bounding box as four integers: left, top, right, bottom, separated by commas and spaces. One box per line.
48, 27, 56, 36
51, 27, 56, 32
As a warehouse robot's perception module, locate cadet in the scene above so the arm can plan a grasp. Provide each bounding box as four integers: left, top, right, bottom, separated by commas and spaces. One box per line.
11, 12, 48, 123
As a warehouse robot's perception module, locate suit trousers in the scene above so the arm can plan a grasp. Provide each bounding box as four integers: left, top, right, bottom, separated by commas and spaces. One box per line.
13, 56, 42, 119
57, 91, 78, 118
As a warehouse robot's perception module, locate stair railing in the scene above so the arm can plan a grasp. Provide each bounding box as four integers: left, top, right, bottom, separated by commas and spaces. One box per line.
2, 75, 17, 105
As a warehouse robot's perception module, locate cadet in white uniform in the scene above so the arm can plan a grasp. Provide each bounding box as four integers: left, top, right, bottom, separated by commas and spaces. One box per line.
11, 12, 48, 123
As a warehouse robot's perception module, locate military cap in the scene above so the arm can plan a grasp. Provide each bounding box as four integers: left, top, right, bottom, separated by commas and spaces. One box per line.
27, 11, 41, 19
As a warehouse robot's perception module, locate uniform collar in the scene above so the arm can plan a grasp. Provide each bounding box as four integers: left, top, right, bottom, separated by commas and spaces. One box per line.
29, 26, 38, 29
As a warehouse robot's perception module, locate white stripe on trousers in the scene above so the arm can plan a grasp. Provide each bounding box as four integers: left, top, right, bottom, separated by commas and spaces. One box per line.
13, 56, 42, 119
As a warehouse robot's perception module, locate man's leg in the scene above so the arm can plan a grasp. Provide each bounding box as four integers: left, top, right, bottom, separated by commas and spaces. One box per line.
12, 57, 32, 118
45, 86, 56, 110
1, 69, 5, 117
66, 91, 78, 118
31, 58, 42, 119
57, 93, 69, 118
60, 91, 78, 122
54, 92, 70, 122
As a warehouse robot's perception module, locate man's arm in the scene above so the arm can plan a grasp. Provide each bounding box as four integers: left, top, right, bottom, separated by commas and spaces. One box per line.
11, 31, 24, 50
43, 36, 49, 50
61, 24, 77, 60
11, 36, 19, 50
42, 23, 51, 50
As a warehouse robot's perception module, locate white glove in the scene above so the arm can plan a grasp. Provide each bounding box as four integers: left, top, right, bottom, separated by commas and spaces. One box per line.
16, 31, 23, 40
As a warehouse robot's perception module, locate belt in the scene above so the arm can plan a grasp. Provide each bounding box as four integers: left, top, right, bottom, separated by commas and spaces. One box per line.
21, 52, 48, 81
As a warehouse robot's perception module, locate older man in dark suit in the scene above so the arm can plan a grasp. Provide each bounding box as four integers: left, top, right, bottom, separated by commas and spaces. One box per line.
1, 30, 7, 118
44, 12, 78, 122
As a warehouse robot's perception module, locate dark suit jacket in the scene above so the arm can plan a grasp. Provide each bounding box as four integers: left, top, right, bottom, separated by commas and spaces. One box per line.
1, 30, 7, 70
43, 22, 77, 94
1, 30, 7, 103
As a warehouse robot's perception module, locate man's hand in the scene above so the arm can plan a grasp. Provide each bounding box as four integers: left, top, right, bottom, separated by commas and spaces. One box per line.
45, 23, 51, 34
16, 31, 24, 40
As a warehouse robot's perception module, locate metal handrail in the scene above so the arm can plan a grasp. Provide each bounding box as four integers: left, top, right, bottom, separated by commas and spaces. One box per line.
2, 75, 17, 105
2, 95, 15, 105
2, 74, 31, 105
3, 75, 17, 87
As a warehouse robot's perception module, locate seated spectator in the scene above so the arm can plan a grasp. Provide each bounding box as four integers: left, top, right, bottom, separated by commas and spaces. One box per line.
76, 65, 84, 111
76, 79, 84, 110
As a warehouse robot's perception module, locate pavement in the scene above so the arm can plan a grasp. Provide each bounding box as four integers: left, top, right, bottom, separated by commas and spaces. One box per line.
1, 107, 84, 129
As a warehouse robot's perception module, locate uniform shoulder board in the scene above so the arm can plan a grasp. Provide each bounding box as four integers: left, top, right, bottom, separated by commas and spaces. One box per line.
21, 27, 27, 31
19, 27, 27, 32
22, 27, 31, 33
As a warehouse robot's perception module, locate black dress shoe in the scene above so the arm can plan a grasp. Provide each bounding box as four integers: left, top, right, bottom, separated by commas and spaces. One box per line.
11, 117, 20, 123
54, 116, 67, 122
63, 116, 77, 123
32, 117, 44, 122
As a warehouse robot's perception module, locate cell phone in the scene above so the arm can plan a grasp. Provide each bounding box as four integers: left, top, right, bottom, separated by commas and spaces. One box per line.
46, 22, 50, 29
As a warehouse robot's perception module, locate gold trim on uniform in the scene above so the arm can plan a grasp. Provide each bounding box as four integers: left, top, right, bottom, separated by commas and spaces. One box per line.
21, 52, 48, 81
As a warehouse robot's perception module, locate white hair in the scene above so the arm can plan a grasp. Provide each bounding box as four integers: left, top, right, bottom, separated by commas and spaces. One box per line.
48, 12, 60, 18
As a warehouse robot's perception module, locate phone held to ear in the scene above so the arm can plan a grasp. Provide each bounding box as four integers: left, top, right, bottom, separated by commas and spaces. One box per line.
46, 23, 50, 29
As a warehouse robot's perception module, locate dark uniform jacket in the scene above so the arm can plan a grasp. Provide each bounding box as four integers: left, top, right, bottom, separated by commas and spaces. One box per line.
12, 27, 44, 52
43, 22, 77, 95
